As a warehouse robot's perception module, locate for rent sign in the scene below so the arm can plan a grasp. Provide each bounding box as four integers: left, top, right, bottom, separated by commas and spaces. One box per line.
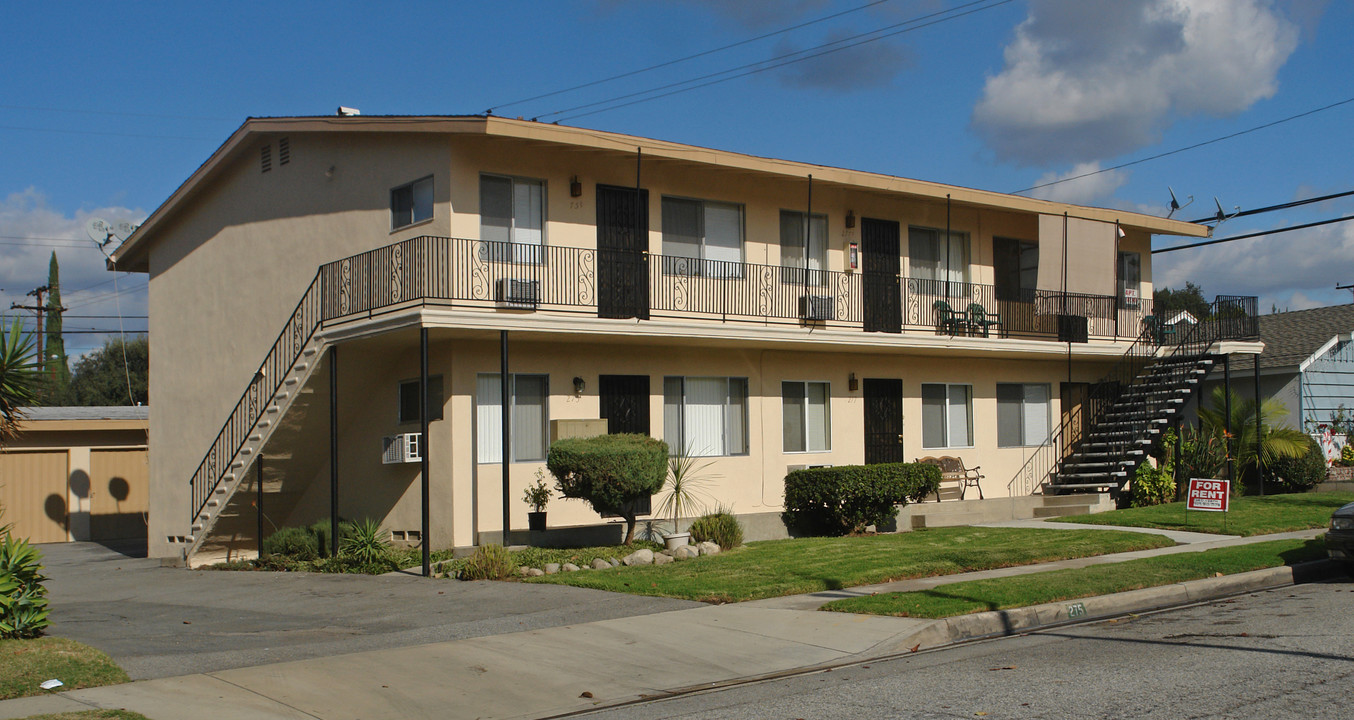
1186, 478, 1230, 512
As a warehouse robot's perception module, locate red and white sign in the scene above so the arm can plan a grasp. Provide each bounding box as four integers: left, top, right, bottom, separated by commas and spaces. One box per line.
1186, 478, 1230, 512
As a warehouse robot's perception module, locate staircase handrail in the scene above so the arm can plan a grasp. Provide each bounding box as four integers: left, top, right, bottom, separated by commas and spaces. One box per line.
188, 273, 324, 525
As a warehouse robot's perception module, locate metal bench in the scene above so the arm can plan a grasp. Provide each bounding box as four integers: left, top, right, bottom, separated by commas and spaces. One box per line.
915, 455, 985, 501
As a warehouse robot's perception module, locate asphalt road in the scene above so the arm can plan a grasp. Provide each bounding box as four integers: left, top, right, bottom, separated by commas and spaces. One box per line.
581, 577, 1354, 719
39, 542, 699, 680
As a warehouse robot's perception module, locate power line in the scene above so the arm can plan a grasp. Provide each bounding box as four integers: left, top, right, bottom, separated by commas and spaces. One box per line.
1152, 214, 1354, 254
1187, 188, 1354, 225
1013, 95, 1354, 195
544, 0, 1012, 123
488, 0, 898, 113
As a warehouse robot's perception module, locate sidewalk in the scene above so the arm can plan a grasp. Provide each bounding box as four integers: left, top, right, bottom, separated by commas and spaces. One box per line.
1, 524, 1333, 720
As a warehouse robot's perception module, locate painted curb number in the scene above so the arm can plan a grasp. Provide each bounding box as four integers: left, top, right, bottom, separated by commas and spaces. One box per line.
1067, 602, 1087, 618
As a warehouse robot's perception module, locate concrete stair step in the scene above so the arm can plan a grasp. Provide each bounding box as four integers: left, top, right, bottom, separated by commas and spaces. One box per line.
1034, 504, 1091, 518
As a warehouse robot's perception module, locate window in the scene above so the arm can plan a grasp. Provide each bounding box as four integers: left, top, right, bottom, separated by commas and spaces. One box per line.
661, 197, 743, 277
922, 383, 972, 448
1117, 251, 1141, 308
391, 176, 434, 229
780, 211, 828, 286
997, 383, 1051, 447
476, 374, 549, 463
663, 376, 748, 456
909, 227, 969, 283
993, 237, 1038, 301
783, 381, 831, 453
481, 174, 545, 263
398, 375, 444, 424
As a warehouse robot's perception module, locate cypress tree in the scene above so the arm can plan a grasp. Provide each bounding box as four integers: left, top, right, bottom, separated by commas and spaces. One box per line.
45, 252, 71, 401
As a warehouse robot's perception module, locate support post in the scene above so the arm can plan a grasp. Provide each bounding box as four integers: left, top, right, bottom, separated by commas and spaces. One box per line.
1254, 354, 1264, 497
420, 328, 431, 577
256, 457, 264, 558
329, 345, 339, 558
501, 330, 511, 546
1223, 354, 1234, 486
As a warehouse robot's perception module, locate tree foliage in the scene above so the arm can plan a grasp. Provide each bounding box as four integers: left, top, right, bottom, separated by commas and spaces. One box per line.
1152, 281, 1211, 320
547, 434, 668, 545
62, 336, 148, 407
42, 252, 71, 403
0, 319, 40, 444
1198, 387, 1310, 487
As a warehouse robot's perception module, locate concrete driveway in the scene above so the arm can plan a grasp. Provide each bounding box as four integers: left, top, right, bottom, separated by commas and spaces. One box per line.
39, 542, 699, 680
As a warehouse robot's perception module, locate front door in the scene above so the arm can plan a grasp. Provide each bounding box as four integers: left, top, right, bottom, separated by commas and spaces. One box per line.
596, 185, 650, 320
599, 375, 651, 435
862, 218, 902, 333
864, 378, 905, 464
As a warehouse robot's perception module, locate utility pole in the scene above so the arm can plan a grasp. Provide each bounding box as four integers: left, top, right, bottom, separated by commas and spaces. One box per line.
10, 284, 51, 373
1338, 282, 1354, 303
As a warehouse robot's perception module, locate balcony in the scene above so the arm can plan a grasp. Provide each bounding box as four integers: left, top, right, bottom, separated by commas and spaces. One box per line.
318, 236, 1160, 343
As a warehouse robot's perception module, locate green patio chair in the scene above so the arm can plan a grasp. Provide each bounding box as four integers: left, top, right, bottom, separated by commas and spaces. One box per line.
968, 303, 1004, 338
932, 300, 968, 335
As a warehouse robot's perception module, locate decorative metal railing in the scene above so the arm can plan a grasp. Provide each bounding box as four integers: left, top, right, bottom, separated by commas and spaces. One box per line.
317, 236, 1154, 341
1007, 296, 1259, 496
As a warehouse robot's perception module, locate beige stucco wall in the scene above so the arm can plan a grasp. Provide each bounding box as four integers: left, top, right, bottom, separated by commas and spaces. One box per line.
142, 129, 1152, 557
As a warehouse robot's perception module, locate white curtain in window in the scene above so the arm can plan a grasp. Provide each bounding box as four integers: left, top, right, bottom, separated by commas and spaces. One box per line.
512, 181, 544, 263
947, 385, 971, 447
476, 374, 503, 463
513, 375, 547, 461
805, 382, 829, 452
703, 202, 742, 276
683, 377, 727, 456
1023, 384, 1050, 446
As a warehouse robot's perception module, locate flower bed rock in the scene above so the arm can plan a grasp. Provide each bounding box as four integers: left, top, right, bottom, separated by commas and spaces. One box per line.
518, 541, 721, 576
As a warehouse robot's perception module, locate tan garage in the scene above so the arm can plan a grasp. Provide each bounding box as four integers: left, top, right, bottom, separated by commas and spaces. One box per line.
0, 407, 149, 552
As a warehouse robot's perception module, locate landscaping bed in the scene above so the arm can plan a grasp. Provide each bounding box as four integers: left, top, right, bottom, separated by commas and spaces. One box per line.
523, 527, 1174, 603
822, 537, 1327, 619
1048, 492, 1354, 536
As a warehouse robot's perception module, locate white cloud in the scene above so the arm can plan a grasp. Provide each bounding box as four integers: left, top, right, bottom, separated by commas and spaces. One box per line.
0, 189, 147, 359
973, 0, 1301, 165
1027, 162, 1129, 205
1154, 218, 1354, 311
771, 30, 912, 92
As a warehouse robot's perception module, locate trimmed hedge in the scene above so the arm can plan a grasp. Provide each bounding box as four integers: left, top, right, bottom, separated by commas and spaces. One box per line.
783, 463, 940, 536
689, 511, 744, 550
548, 433, 668, 544
1265, 437, 1327, 493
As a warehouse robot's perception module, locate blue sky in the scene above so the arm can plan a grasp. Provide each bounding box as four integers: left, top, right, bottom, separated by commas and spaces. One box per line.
2, 0, 1350, 356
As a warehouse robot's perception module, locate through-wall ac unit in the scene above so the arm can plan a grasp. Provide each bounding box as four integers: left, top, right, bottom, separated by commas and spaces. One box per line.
798, 294, 834, 321
1057, 314, 1089, 343
495, 278, 540, 307
382, 433, 422, 464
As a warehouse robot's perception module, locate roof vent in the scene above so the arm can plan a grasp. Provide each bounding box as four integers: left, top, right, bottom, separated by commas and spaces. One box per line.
278, 137, 290, 166
260, 144, 272, 173
337, 106, 361, 116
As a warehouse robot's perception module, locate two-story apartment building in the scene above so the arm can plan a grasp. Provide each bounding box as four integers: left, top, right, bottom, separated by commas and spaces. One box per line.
111, 115, 1242, 565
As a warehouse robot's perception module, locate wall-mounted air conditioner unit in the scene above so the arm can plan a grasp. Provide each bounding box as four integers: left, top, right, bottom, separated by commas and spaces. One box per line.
495, 278, 540, 307
382, 433, 422, 464
1057, 314, 1089, 343
798, 294, 834, 321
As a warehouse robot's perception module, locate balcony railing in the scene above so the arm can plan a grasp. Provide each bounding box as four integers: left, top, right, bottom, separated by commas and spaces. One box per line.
318, 236, 1156, 342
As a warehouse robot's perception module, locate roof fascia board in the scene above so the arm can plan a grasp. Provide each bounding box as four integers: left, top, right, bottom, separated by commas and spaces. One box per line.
1298, 332, 1352, 373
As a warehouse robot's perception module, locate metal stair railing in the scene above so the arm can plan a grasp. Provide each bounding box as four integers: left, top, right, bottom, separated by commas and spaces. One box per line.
1007, 296, 1259, 496
187, 273, 324, 533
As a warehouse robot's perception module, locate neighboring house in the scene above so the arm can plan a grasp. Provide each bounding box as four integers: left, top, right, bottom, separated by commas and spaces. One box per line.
108, 115, 1256, 565
1200, 304, 1354, 457
0, 406, 149, 550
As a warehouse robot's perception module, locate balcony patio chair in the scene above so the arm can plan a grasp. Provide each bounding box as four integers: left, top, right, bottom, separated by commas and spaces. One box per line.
932, 300, 969, 336
1141, 314, 1176, 345
967, 303, 1004, 338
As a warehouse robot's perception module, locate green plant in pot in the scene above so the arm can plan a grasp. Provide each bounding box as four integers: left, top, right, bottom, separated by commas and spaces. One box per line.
655, 443, 717, 550
523, 469, 552, 532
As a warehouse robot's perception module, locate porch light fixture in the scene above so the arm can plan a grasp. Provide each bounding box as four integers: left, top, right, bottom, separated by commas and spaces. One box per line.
573, 376, 586, 395
570, 176, 582, 198
848, 373, 858, 392
845, 210, 855, 229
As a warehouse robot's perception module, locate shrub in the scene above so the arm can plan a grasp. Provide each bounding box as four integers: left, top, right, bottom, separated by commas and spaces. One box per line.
782, 463, 940, 536
460, 544, 515, 581
340, 518, 391, 564
262, 526, 319, 560
1130, 462, 1175, 507
1341, 443, 1354, 467
688, 511, 743, 550
0, 535, 49, 639
1265, 437, 1327, 493
548, 434, 668, 544
317, 554, 399, 575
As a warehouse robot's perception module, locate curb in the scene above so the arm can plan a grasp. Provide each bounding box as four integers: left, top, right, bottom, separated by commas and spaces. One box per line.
869, 558, 1342, 656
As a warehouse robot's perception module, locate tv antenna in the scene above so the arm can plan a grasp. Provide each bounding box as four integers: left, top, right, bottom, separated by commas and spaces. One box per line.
1210, 197, 1240, 228
1166, 187, 1193, 219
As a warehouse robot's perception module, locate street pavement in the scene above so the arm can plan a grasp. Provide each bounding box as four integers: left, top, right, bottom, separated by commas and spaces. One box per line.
1, 523, 1336, 720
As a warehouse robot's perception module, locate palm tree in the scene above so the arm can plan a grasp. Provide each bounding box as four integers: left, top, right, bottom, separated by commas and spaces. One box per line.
0, 318, 40, 444
1198, 386, 1309, 483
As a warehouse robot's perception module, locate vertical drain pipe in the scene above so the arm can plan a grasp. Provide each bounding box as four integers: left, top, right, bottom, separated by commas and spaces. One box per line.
256, 457, 264, 558
1254, 355, 1264, 497
420, 327, 431, 576
329, 345, 339, 558
501, 330, 511, 546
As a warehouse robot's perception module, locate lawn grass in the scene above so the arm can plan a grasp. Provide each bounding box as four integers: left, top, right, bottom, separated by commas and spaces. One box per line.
822, 537, 1327, 619
524, 527, 1174, 603
1047, 492, 1354, 536
0, 637, 129, 700
20, 712, 150, 720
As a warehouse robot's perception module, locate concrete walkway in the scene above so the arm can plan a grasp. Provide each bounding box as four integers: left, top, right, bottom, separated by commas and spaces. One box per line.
1, 524, 1333, 720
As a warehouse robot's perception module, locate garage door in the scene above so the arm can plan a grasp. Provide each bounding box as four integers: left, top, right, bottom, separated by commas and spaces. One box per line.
0, 451, 69, 544
89, 449, 149, 542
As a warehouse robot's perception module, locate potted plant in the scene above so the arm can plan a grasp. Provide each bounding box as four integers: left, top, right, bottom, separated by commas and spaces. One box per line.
655, 443, 717, 550
523, 470, 552, 532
